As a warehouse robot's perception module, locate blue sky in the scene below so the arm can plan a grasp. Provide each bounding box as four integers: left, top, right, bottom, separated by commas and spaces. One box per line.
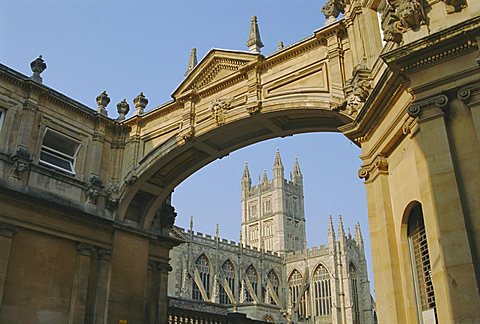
1, 1, 374, 291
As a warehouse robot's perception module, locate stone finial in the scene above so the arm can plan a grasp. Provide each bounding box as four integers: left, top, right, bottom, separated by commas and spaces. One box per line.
116, 99, 130, 121
262, 169, 269, 184
273, 149, 283, 167
328, 215, 335, 238
30, 55, 47, 83
338, 215, 345, 237
185, 48, 198, 77
242, 162, 252, 189
277, 41, 284, 50
133, 92, 148, 115
322, 0, 346, 23
190, 216, 194, 232
96, 91, 110, 116
355, 223, 364, 247
246, 16, 264, 54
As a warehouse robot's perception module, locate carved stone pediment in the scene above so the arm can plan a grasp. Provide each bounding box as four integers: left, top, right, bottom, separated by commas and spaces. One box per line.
173, 50, 257, 99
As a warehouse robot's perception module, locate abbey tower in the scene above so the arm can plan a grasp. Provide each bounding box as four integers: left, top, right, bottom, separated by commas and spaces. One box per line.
241, 150, 306, 254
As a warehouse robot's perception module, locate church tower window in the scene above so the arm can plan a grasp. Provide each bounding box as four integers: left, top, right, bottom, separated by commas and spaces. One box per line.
245, 265, 258, 302
408, 203, 437, 322
313, 264, 331, 316
267, 269, 279, 305
349, 262, 360, 324
263, 220, 274, 251
289, 269, 307, 319
219, 260, 235, 304
192, 254, 210, 301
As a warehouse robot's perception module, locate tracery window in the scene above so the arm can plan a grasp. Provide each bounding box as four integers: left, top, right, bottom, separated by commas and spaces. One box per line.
192, 254, 210, 301
249, 203, 258, 220
249, 224, 259, 247
288, 269, 307, 319
349, 263, 360, 324
245, 265, 258, 302
313, 264, 331, 316
219, 260, 235, 304
263, 198, 272, 214
263, 220, 274, 251
267, 269, 279, 305
408, 203, 437, 322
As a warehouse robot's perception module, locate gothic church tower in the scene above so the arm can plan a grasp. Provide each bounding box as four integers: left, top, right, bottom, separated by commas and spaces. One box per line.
241, 150, 306, 254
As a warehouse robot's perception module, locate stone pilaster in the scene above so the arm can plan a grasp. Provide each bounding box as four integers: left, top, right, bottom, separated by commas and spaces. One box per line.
69, 243, 95, 324
359, 155, 407, 323
411, 94, 480, 321
457, 83, 480, 146
93, 248, 111, 324
0, 223, 17, 306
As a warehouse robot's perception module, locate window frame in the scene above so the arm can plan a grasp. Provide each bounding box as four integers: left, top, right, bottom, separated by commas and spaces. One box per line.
39, 128, 80, 175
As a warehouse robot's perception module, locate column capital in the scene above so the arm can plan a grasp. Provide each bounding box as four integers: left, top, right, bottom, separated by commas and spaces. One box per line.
0, 223, 18, 238
76, 243, 96, 257
358, 155, 388, 181
457, 83, 480, 105
97, 248, 111, 261
407, 94, 449, 119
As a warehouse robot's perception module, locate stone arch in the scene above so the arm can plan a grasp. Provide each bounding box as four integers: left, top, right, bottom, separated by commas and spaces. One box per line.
117, 105, 355, 229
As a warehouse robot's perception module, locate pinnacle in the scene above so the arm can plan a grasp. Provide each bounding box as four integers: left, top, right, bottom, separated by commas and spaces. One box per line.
242, 162, 251, 179
185, 48, 198, 77
262, 169, 269, 183
273, 149, 283, 167
246, 16, 264, 53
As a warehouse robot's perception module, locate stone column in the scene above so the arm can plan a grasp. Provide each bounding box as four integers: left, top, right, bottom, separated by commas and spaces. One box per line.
69, 243, 95, 324
359, 155, 407, 323
410, 94, 480, 322
0, 223, 17, 306
93, 249, 111, 324
157, 261, 172, 324
108, 229, 150, 323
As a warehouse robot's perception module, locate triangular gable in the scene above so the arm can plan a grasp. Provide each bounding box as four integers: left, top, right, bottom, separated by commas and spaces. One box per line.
172, 49, 258, 99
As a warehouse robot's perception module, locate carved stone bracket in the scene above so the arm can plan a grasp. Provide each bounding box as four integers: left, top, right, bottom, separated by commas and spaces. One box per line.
322, 0, 345, 22
86, 174, 103, 205
97, 248, 111, 261
441, 0, 468, 14
334, 64, 372, 118
182, 126, 195, 142
358, 155, 389, 181
407, 94, 449, 118
246, 103, 261, 115
381, 0, 427, 44
105, 181, 120, 210
0, 223, 18, 238
211, 99, 230, 125
10, 147, 32, 180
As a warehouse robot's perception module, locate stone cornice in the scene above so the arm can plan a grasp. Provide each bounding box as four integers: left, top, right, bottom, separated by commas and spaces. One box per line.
381, 15, 480, 73
0, 63, 115, 127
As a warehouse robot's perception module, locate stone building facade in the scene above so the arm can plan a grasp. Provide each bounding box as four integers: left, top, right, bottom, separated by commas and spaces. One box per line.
168, 152, 374, 323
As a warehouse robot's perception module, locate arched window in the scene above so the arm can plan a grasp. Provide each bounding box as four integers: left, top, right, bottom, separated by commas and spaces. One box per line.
313, 264, 331, 316
349, 262, 360, 324
245, 265, 258, 302
219, 260, 235, 304
288, 269, 307, 319
267, 269, 279, 305
408, 203, 436, 321
192, 254, 210, 301
263, 220, 274, 251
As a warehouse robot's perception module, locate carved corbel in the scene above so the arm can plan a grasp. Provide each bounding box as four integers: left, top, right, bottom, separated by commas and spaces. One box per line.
246, 103, 262, 115
86, 174, 103, 205
10, 147, 32, 180
407, 94, 449, 118
211, 99, 231, 125
337, 65, 372, 118
105, 181, 120, 210
441, 0, 467, 14
381, 0, 427, 44
358, 155, 389, 181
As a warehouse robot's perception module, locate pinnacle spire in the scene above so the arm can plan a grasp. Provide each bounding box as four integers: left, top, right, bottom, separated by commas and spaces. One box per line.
246, 16, 264, 53
190, 216, 194, 232
355, 222, 363, 245
215, 224, 219, 241
262, 169, 269, 184
292, 157, 303, 185
328, 215, 335, 238
185, 48, 198, 76
338, 215, 345, 237
274, 149, 283, 167
242, 162, 252, 189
